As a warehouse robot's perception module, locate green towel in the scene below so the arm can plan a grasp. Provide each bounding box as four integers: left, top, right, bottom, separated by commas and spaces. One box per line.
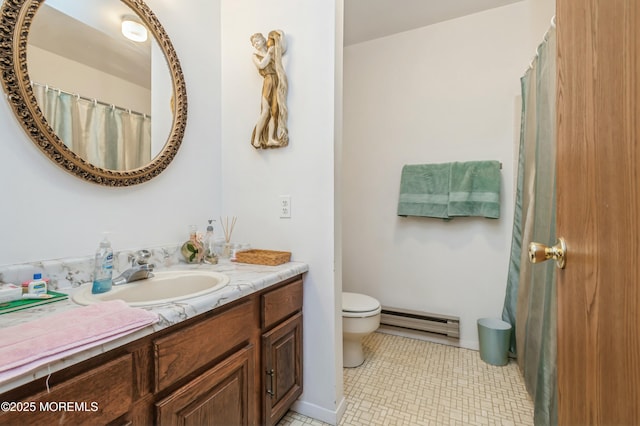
397, 163, 451, 219
448, 160, 501, 219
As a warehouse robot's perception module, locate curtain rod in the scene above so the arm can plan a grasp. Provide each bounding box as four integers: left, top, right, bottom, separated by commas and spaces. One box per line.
525, 15, 556, 73
30, 81, 150, 119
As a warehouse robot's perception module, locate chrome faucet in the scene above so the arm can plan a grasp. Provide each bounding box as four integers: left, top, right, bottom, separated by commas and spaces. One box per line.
130, 249, 152, 267
113, 250, 155, 286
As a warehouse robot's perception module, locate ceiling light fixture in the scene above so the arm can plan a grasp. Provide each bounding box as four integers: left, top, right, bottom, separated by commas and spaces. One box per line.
121, 15, 148, 43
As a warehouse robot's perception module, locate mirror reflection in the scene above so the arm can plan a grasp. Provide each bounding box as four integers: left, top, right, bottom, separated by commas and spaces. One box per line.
27, 0, 173, 171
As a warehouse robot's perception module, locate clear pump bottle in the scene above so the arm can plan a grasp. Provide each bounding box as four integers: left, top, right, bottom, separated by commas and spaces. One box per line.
202, 220, 218, 264
92, 233, 114, 294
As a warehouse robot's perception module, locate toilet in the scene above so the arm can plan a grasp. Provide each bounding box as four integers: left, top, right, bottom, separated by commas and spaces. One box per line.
342, 292, 382, 367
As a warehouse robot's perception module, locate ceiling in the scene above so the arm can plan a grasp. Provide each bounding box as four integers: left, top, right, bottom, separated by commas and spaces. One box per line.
344, 0, 525, 46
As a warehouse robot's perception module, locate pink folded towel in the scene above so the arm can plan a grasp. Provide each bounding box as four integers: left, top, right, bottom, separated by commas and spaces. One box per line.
0, 300, 158, 383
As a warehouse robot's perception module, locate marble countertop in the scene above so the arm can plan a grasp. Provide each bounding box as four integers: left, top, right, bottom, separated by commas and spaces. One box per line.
0, 259, 308, 394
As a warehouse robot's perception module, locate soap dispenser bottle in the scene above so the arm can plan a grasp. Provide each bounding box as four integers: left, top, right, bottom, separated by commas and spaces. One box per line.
92, 233, 114, 294
202, 220, 218, 264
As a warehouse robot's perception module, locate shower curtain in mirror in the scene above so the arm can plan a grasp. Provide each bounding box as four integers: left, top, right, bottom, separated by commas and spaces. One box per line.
32, 84, 151, 171
501, 27, 557, 426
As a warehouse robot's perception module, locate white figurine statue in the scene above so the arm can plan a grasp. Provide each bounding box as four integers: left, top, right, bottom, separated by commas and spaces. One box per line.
250, 30, 289, 149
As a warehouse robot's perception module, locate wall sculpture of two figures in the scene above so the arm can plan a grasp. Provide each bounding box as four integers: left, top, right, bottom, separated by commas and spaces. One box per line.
250, 30, 289, 149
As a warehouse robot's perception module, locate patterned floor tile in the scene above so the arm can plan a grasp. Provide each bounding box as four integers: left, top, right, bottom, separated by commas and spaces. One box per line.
278, 332, 533, 426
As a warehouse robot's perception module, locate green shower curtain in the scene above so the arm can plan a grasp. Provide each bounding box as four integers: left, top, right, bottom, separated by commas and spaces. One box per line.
32, 83, 151, 171
501, 27, 557, 426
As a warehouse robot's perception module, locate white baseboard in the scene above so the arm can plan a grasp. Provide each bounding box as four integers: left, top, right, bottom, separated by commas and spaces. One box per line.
290, 396, 347, 426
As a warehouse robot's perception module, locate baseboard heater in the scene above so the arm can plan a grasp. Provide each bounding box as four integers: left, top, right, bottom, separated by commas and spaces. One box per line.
380, 306, 460, 338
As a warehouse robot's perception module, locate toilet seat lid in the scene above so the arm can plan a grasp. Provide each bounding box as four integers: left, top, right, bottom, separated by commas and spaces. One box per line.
342, 292, 381, 313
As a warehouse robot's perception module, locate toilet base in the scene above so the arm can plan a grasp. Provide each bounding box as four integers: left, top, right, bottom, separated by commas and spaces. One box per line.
343, 337, 365, 368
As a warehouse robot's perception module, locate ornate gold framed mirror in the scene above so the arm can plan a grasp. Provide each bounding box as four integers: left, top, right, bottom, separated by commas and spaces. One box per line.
0, 0, 187, 186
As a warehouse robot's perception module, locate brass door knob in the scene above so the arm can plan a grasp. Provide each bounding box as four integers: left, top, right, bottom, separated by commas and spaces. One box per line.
528, 237, 567, 269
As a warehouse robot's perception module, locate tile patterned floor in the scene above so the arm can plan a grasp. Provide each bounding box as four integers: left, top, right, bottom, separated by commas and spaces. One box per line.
278, 331, 533, 426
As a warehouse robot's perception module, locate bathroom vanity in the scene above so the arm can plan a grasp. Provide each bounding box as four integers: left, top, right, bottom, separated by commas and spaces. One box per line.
0, 262, 306, 426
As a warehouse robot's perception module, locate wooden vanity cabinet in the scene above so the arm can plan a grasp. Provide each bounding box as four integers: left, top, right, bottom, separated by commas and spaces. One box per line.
0, 274, 304, 426
153, 298, 259, 425
261, 278, 304, 426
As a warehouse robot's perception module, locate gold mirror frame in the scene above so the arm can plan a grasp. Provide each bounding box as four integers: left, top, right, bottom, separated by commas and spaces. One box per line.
0, 0, 187, 186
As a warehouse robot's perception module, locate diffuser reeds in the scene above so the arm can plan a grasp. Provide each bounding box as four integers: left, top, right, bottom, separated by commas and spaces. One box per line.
220, 216, 237, 244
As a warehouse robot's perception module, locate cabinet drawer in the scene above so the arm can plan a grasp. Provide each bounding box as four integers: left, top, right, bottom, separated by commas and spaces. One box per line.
262, 278, 303, 330
0, 354, 133, 425
154, 300, 254, 391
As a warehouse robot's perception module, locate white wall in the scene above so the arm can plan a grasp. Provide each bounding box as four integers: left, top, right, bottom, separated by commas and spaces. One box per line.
220, 0, 342, 423
342, 0, 555, 349
333, 0, 345, 420
0, 0, 222, 266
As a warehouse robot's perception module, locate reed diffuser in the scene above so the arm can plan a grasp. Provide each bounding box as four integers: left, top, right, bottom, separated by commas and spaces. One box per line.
220, 216, 237, 258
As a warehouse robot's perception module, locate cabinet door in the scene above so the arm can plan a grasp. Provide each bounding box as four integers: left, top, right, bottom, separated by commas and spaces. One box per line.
156, 345, 255, 426
262, 312, 303, 426
0, 354, 133, 425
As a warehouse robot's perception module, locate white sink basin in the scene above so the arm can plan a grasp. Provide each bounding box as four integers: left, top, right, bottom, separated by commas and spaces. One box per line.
73, 270, 230, 306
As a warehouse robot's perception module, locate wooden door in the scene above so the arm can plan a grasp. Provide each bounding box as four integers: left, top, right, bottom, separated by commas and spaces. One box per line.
556, 0, 640, 424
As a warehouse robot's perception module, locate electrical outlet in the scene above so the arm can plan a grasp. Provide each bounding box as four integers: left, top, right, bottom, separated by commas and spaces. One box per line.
279, 195, 291, 218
